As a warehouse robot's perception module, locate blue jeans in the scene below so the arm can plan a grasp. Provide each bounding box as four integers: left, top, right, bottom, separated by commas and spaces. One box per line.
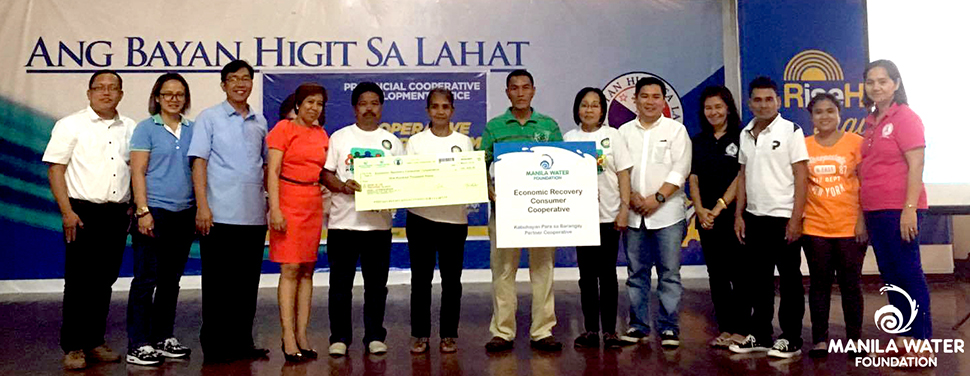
624, 220, 686, 334
127, 207, 195, 349
866, 210, 931, 340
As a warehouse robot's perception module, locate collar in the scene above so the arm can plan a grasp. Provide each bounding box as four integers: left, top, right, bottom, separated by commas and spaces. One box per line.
873, 102, 903, 124
85, 106, 121, 124
151, 113, 190, 127
220, 100, 257, 120
744, 114, 783, 136
634, 116, 663, 131
502, 107, 538, 124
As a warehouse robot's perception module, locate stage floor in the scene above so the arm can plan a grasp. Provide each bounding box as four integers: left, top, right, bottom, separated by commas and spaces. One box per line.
1, 279, 968, 375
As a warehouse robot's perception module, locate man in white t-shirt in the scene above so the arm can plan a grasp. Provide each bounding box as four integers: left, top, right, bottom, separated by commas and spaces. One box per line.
728, 76, 809, 359
43, 70, 136, 369
321, 82, 404, 356
616, 77, 692, 348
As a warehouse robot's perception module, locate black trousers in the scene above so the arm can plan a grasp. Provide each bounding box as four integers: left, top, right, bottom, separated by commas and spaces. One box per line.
740, 212, 805, 347
327, 229, 392, 345
803, 235, 866, 344
60, 199, 130, 353
199, 223, 267, 355
697, 211, 744, 335
127, 206, 196, 349
405, 213, 467, 338
576, 223, 620, 333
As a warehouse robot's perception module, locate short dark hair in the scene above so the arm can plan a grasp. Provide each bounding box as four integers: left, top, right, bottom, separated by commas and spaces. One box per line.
506, 69, 534, 87
807, 92, 842, 114
88, 69, 122, 90
747, 76, 779, 97
635, 77, 666, 97
220, 60, 254, 82
697, 85, 741, 134
279, 93, 296, 120
351, 82, 384, 106
863, 59, 908, 110
148, 73, 191, 115
572, 87, 608, 125
294, 83, 328, 125
426, 88, 455, 108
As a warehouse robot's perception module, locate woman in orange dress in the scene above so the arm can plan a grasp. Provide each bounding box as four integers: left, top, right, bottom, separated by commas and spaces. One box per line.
267, 83, 330, 362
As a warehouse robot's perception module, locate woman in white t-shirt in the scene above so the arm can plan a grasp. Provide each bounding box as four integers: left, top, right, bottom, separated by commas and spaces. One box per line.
405, 88, 475, 354
563, 87, 633, 348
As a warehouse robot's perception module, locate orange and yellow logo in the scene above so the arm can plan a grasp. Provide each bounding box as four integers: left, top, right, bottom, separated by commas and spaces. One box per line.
783, 50, 866, 133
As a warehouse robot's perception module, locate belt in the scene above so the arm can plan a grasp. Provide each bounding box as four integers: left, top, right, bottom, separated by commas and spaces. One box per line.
280, 175, 319, 186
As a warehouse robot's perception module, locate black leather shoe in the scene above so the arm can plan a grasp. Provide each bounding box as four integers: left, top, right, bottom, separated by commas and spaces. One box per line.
530, 336, 563, 352
282, 350, 308, 363
299, 348, 318, 359
484, 337, 513, 352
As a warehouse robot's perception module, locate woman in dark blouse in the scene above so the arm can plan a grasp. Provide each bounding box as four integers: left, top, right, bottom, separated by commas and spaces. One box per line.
688, 86, 745, 348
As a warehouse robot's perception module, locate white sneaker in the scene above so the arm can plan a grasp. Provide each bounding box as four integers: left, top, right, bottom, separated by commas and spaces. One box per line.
729, 335, 770, 354
126, 345, 163, 366
766, 339, 801, 359
618, 328, 649, 344
329, 342, 347, 357
367, 341, 388, 354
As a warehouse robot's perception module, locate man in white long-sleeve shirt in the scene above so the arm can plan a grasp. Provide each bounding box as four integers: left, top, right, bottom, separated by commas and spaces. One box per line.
616, 77, 692, 348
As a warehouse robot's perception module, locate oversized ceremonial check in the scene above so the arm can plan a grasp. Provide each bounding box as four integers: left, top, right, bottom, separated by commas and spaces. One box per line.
353, 151, 489, 211
493, 142, 599, 248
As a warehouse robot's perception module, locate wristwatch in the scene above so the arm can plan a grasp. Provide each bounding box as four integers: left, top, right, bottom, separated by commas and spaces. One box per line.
135, 206, 150, 218
654, 192, 666, 204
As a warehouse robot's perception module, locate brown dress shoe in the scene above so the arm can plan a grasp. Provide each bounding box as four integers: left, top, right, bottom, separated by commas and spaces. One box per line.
410, 337, 429, 354
440, 338, 458, 353
63, 350, 87, 370
86, 344, 121, 363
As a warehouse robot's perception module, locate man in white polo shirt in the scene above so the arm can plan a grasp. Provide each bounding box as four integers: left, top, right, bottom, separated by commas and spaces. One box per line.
729, 76, 809, 359
616, 77, 691, 348
43, 70, 136, 370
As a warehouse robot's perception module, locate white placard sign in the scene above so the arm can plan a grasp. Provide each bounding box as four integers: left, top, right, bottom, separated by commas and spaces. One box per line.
493, 142, 599, 248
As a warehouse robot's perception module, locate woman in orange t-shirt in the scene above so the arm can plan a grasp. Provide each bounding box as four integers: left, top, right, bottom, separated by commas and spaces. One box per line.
801, 93, 867, 357
267, 83, 330, 362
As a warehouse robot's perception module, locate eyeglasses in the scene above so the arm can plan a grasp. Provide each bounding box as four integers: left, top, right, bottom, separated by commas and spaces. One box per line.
89, 85, 121, 93
159, 92, 186, 101
225, 76, 252, 84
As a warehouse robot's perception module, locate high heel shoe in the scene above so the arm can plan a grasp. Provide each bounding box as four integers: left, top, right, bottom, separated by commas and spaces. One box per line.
281, 342, 307, 363
299, 348, 318, 359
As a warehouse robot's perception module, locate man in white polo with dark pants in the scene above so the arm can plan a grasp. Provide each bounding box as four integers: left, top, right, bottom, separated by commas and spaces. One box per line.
729, 76, 809, 359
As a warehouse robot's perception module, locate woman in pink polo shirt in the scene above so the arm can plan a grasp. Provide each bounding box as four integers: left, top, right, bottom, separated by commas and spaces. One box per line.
859, 60, 932, 351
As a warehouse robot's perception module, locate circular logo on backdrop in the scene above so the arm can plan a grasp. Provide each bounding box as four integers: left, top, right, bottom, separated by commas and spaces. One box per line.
603, 72, 684, 128
382, 140, 393, 150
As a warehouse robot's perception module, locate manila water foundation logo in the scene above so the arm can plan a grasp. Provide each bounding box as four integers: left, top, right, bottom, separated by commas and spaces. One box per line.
874, 284, 918, 334
830, 284, 964, 368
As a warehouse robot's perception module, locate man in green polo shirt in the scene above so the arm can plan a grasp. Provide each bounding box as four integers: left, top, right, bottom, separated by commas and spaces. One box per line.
481, 69, 564, 353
